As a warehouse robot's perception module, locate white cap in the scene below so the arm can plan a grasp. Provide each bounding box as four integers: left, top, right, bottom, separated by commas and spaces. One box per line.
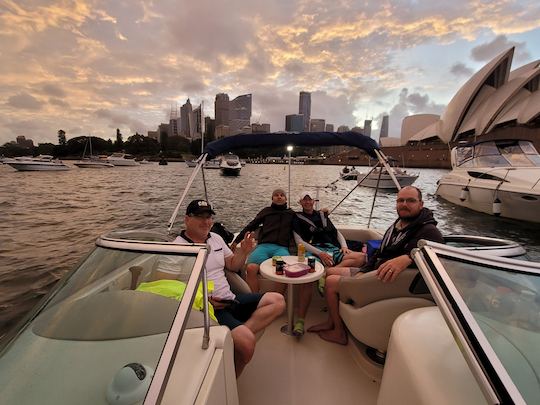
298, 190, 315, 201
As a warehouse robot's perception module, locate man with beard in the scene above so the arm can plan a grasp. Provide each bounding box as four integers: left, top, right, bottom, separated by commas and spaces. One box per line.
308, 186, 444, 345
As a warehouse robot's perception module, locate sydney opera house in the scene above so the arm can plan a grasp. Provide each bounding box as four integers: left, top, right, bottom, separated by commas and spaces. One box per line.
338, 47, 540, 168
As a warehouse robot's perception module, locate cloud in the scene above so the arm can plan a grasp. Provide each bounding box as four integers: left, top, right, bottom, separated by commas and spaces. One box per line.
95, 108, 148, 134
6, 93, 42, 110
471, 35, 531, 62
49, 98, 70, 108
379, 88, 446, 138
42, 84, 66, 98
450, 62, 474, 77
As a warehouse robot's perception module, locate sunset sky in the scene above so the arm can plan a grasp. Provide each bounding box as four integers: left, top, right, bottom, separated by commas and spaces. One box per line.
1, 0, 539, 146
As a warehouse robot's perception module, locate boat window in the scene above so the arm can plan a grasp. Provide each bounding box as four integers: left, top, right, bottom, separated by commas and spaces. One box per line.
0, 243, 208, 405
456, 146, 474, 166
417, 245, 540, 404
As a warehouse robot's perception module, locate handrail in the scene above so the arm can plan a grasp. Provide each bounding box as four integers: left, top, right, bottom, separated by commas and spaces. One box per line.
201, 245, 211, 349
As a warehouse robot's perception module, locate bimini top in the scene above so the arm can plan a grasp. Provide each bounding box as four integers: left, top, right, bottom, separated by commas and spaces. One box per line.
203, 131, 380, 159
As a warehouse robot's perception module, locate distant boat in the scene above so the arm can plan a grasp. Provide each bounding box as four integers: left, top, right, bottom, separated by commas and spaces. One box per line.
74, 138, 114, 169
159, 158, 168, 165
6, 155, 70, 171
186, 159, 221, 169
357, 166, 419, 190
219, 154, 242, 176
138, 159, 153, 165
340, 166, 359, 180
106, 153, 140, 166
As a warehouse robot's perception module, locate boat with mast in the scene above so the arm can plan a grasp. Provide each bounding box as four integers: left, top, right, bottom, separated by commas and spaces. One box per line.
73, 137, 114, 169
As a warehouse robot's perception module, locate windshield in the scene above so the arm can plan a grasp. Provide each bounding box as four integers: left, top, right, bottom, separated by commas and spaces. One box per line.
0, 240, 207, 404
417, 244, 540, 404
457, 140, 540, 168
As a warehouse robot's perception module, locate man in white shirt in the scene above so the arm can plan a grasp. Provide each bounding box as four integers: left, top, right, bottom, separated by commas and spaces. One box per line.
173, 199, 285, 376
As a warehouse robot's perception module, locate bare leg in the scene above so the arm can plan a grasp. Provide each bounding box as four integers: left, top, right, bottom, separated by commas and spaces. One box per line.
245, 263, 260, 292
318, 275, 348, 345
231, 326, 256, 377
336, 252, 366, 268
243, 292, 285, 334
296, 283, 313, 320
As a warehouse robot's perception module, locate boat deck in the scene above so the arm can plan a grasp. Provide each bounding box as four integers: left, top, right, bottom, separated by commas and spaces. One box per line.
238, 290, 380, 404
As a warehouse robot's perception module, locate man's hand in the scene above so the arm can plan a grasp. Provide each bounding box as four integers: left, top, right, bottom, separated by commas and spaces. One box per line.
340, 247, 351, 254
230, 242, 238, 251
318, 252, 334, 267
376, 255, 412, 283
209, 296, 229, 310
238, 232, 256, 254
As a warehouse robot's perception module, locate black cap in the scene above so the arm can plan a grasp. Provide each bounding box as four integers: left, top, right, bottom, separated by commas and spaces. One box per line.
186, 199, 216, 216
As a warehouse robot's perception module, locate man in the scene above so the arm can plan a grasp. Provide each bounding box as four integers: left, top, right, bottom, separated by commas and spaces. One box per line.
175, 199, 285, 376
231, 189, 295, 292
291, 191, 365, 335
308, 186, 444, 345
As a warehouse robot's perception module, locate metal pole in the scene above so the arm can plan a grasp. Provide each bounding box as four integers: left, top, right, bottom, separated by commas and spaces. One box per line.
288, 150, 291, 200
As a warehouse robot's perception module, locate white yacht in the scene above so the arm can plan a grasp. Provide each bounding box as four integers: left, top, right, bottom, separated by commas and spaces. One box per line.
219, 154, 242, 176
106, 153, 140, 166
436, 139, 540, 223
6, 155, 70, 171
356, 166, 419, 190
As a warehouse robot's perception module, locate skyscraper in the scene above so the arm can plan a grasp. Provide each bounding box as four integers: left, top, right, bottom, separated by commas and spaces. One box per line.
299, 91, 311, 131
285, 114, 304, 132
180, 99, 194, 138
229, 94, 252, 135
380, 115, 389, 138
215, 93, 230, 127
363, 119, 372, 137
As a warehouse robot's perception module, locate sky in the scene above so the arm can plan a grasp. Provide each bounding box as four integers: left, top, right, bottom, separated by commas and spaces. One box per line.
1, 0, 539, 146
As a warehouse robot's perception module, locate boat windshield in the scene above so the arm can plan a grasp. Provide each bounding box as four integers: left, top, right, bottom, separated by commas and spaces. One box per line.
456, 140, 540, 168
415, 242, 540, 404
0, 235, 208, 404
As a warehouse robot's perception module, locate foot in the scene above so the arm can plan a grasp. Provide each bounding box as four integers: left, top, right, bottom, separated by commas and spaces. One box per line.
293, 318, 305, 336
307, 321, 333, 333
318, 329, 348, 345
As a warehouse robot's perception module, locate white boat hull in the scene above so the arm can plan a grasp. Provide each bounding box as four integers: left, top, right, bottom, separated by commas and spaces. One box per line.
437, 179, 540, 223
7, 162, 69, 171
357, 173, 418, 190
74, 161, 114, 168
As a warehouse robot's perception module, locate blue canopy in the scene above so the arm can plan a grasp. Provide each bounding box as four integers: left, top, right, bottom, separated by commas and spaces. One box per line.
203, 131, 380, 159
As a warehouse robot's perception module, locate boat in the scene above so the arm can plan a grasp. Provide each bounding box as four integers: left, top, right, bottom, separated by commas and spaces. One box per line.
1, 132, 536, 404
185, 159, 221, 169
356, 166, 418, 190
138, 159, 153, 165
159, 158, 168, 166
73, 138, 114, 169
219, 154, 242, 176
340, 166, 359, 180
106, 153, 140, 166
436, 139, 540, 223
6, 155, 70, 171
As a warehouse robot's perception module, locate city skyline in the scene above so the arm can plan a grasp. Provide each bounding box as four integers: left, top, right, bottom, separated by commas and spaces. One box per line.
1, 1, 539, 146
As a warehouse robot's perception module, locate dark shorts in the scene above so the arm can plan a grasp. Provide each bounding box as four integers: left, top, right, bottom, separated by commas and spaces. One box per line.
214, 293, 263, 330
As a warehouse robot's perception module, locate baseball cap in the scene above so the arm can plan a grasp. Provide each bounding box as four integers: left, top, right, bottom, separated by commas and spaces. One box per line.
186, 199, 216, 216
298, 190, 314, 201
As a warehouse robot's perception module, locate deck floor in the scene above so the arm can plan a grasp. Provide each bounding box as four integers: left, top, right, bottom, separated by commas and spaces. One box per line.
237, 292, 380, 405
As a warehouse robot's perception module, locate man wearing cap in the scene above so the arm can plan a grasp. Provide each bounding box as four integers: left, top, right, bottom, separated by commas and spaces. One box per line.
231, 188, 295, 292
291, 191, 365, 335
173, 199, 285, 376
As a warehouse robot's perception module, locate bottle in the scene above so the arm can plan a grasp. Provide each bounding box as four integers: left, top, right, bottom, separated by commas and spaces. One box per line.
298, 243, 305, 262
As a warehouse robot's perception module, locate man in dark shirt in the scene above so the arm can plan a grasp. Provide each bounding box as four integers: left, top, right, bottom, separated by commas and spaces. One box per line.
231, 188, 295, 292
308, 186, 445, 344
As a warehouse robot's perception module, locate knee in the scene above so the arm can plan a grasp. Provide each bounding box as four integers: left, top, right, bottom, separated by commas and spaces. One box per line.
264, 292, 286, 314
326, 275, 340, 291
246, 263, 259, 274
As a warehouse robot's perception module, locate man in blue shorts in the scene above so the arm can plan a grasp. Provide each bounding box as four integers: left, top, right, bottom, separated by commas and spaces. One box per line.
231, 189, 295, 292
174, 199, 285, 376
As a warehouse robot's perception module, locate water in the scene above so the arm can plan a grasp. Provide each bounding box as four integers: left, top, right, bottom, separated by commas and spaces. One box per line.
1, 162, 540, 335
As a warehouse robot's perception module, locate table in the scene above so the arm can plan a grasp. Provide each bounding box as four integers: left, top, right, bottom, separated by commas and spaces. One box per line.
259, 256, 324, 336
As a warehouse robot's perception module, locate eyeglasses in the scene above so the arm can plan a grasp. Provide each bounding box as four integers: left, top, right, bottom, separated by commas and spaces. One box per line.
396, 198, 419, 204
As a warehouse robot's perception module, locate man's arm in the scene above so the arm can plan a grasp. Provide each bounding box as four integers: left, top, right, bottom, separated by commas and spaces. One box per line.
226, 232, 256, 272
232, 210, 265, 247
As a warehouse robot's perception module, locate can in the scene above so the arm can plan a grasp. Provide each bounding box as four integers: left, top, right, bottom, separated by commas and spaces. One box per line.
272, 256, 281, 266
276, 260, 285, 275
308, 257, 316, 272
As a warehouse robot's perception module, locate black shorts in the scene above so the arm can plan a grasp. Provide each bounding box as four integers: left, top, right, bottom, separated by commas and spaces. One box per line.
214, 293, 263, 330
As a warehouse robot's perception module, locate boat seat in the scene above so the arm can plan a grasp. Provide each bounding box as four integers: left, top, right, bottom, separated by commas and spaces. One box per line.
338, 268, 434, 353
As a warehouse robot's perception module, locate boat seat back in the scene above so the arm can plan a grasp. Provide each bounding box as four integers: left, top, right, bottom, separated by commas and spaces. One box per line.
338, 268, 434, 352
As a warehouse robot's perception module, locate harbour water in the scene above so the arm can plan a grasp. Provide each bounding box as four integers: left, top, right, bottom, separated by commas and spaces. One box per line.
1, 162, 540, 335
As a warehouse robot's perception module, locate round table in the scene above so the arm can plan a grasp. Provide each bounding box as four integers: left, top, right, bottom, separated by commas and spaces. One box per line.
259, 256, 324, 336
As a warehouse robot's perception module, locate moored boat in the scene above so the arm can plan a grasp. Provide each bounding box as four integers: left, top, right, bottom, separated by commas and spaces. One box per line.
6, 155, 70, 171
219, 154, 242, 176
356, 166, 419, 190
436, 139, 540, 223
74, 137, 114, 168
106, 153, 140, 166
